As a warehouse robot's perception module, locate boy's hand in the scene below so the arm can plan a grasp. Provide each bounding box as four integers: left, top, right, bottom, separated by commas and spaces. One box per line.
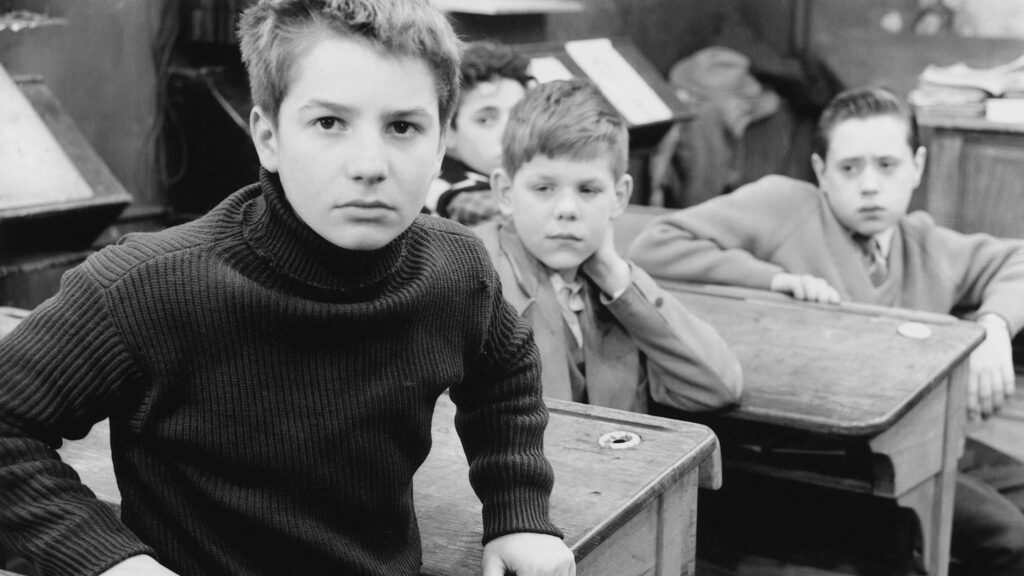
482, 533, 576, 576
770, 273, 841, 304
447, 190, 500, 226
100, 555, 180, 575
581, 230, 631, 298
967, 314, 1016, 420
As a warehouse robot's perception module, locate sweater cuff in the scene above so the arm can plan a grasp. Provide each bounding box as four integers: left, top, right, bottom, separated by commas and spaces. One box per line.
973, 305, 1021, 337
974, 312, 1012, 336
479, 486, 564, 545
38, 511, 154, 576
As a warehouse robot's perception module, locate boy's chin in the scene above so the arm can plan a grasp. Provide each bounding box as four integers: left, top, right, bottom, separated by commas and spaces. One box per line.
538, 256, 586, 279
852, 221, 895, 237
323, 227, 404, 251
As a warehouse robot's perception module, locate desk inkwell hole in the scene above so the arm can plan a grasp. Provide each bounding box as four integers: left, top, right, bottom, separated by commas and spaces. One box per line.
598, 430, 641, 450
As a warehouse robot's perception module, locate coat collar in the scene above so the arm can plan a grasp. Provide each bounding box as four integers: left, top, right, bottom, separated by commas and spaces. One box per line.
496, 221, 549, 315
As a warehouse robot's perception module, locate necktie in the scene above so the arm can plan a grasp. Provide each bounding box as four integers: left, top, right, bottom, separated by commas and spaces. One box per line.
855, 235, 888, 286
551, 276, 585, 347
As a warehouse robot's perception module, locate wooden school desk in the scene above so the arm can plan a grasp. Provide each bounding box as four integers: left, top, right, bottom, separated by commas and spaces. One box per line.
655, 283, 984, 576
41, 394, 720, 576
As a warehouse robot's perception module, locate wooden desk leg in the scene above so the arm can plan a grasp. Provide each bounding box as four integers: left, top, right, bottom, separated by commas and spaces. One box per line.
658, 471, 700, 576
895, 364, 968, 576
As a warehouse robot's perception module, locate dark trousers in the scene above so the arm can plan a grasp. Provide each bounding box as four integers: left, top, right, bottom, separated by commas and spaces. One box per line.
952, 441, 1024, 576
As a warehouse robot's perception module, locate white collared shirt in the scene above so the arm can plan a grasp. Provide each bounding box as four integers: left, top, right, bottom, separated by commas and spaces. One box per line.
549, 273, 585, 347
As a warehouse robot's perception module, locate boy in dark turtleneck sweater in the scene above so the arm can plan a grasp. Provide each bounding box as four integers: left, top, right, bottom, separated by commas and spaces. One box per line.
0, 2, 574, 576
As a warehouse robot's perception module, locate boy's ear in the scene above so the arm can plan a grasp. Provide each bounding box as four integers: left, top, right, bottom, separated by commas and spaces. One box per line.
810, 153, 825, 185
443, 122, 458, 155
911, 145, 927, 187
250, 106, 280, 173
433, 130, 446, 177
610, 174, 634, 219
491, 168, 515, 217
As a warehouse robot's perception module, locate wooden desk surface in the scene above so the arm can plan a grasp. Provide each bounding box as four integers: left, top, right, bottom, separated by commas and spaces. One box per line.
419, 395, 719, 575
0, 306, 29, 339
53, 395, 720, 575
662, 283, 984, 436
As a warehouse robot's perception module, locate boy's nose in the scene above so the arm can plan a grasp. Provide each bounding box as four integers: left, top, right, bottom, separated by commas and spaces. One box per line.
859, 167, 880, 195
347, 136, 387, 184
554, 190, 580, 221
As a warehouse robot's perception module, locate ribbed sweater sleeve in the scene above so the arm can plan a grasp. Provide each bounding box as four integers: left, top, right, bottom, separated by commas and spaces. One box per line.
0, 267, 153, 576
449, 258, 561, 544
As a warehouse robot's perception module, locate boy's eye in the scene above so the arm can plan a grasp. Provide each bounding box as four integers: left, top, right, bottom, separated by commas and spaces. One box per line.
473, 111, 499, 128
315, 117, 343, 130
580, 186, 601, 195
389, 121, 420, 136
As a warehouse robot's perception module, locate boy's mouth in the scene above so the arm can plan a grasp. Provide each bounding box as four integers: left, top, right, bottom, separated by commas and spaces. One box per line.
548, 232, 583, 241
340, 200, 393, 211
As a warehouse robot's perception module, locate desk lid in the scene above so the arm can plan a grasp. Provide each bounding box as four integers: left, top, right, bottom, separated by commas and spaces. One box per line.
0, 64, 131, 256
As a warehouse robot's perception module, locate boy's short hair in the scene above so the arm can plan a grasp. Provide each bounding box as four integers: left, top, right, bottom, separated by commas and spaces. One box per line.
814, 86, 920, 159
501, 79, 629, 178
238, 0, 462, 126
452, 41, 532, 128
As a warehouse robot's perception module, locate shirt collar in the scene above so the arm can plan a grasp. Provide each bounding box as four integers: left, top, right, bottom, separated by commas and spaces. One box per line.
873, 227, 895, 259
549, 272, 586, 313
851, 226, 894, 260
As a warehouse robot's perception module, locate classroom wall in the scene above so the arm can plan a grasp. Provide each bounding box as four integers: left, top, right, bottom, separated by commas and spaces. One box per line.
0, 0, 172, 209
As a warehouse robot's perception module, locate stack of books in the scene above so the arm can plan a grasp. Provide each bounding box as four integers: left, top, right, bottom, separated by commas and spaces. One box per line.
910, 53, 1024, 123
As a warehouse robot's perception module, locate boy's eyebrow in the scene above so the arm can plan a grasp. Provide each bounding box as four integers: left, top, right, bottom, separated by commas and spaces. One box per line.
298, 100, 357, 115
385, 106, 435, 119
296, 101, 434, 119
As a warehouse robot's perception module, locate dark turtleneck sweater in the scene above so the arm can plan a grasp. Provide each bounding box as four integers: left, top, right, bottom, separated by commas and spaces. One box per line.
0, 171, 560, 576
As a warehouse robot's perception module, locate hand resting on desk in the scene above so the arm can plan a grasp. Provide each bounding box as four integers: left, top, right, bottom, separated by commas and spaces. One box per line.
769, 273, 841, 305
100, 555, 179, 575
968, 314, 1017, 420
482, 532, 576, 576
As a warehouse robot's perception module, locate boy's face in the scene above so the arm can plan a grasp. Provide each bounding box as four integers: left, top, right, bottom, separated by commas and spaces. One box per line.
812, 114, 926, 237
250, 33, 444, 250
446, 78, 526, 175
493, 154, 631, 279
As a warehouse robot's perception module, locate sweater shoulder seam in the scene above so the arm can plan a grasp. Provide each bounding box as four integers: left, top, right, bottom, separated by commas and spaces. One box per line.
89, 235, 215, 292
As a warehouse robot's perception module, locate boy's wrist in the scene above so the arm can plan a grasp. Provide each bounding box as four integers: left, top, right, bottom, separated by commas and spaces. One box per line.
769, 273, 791, 293
977, 313, 1010, 335
584, 256, 631, 297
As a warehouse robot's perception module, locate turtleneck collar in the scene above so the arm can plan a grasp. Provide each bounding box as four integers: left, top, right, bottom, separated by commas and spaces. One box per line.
241, 168, 409, 295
